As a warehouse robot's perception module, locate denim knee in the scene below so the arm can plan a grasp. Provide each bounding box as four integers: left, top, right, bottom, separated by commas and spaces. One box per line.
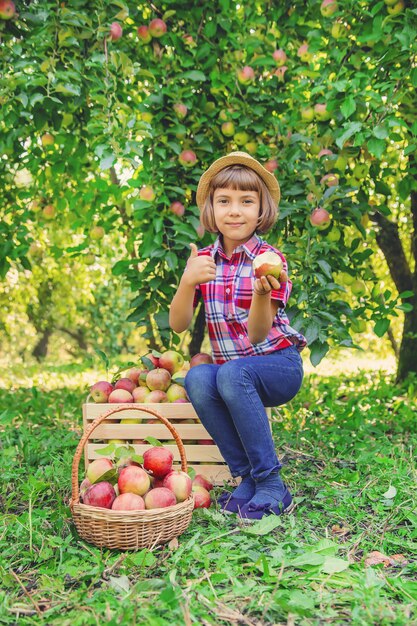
184, 364, 217, 402
216, 360, 243, 400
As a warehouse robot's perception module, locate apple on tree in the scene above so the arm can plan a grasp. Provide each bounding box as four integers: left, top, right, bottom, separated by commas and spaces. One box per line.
0, 0, 15, 19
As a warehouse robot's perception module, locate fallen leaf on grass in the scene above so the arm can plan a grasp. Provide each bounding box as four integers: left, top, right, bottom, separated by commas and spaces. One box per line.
331, 524, 351, 537
364, 551, 408, 568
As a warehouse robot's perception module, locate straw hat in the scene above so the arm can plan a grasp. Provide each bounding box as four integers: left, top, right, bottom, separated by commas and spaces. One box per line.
196, 151, 280, 211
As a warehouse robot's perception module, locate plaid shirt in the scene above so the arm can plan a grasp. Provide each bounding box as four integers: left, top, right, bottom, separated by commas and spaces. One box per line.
192, 233, 307, 364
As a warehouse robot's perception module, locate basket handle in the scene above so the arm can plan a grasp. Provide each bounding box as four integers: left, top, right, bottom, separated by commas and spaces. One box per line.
71, 404, 189, 506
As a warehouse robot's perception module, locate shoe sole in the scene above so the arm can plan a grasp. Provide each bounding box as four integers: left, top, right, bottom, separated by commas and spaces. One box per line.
238, 500, 295, 524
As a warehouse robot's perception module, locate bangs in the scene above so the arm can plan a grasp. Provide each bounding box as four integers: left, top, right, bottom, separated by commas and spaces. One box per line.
210, 165, 263, 195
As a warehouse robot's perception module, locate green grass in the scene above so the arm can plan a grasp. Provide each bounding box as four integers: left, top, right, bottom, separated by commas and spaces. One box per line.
0, 364, 416, 625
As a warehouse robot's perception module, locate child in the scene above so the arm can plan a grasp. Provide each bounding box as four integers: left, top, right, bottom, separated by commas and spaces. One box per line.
169, 151, 307, 521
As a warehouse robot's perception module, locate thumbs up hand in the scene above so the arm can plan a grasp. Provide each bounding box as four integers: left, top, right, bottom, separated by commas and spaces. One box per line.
183, 243, 217, 287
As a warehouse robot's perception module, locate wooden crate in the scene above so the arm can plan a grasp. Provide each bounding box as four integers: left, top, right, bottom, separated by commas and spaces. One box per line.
83, 402, 272, 486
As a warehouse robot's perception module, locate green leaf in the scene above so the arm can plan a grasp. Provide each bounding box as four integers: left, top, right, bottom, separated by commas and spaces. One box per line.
373, 125, 388, 140
335, 122, 362, 149
96, 443, 116, 456
309, 341, 329, 366
367, 137, 385, 159
322, 557, 350, 574
317, 259, 333, 279
94, 349, 110, 371
181, 70, 207, 81
243, 514, 283, 535
340, 96, 356, 119
91, 468, 118, 485
144, 436, 162, 447
374, 318, 390, 337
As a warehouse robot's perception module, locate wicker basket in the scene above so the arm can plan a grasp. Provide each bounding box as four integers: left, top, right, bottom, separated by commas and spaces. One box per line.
70, 405, 195, 550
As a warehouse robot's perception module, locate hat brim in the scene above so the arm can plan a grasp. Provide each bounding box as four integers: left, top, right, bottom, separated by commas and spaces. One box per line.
196, 151, 280, 211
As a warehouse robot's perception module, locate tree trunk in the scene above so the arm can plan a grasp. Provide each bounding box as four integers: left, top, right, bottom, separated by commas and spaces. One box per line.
371, 183, 417, 382
58, 327, 88, 351
32, 329, 52, 360
188, 301, 206, 357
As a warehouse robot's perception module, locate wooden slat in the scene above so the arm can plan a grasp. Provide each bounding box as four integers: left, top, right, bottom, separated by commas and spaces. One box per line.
87, 443, 224, 462
89, 424, 212, 439
84, 403, 199, 420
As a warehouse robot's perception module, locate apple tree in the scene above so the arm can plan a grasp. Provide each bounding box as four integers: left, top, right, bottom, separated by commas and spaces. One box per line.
1, 0, 416, 381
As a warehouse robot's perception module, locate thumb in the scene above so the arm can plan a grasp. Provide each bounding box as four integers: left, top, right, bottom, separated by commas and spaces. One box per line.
189, 243, 198, 258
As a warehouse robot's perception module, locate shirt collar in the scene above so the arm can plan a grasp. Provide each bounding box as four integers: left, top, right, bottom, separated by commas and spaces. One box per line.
212, 233, 263, 261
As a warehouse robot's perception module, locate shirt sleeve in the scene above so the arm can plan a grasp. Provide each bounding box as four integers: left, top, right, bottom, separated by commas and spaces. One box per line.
270, 251, 292, 307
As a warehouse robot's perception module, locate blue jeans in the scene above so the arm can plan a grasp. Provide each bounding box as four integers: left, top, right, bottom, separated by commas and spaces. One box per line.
184, 345, 304, 482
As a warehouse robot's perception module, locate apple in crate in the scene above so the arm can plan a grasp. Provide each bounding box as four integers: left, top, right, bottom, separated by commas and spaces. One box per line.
90, 381, 113, 403
109, 389, 133, 403
112, 493, 145, 511
144, 390, 168, 403
159, 350, 184, 374
83, 482, 116, 509
143, 446, 173, 477
86, 458, 113, 483
252, 250, 283, 279
192, 484, 211, 509
163, 470, 192, 502
193, 474, 213, 492
166, 383, 188, 402
114, 378, 136, 394
127, 367, 147, 385
146, 368, 171, 391
144, 487, 177, 509
132, 387, 151, 403
190, 353, 213, 367
118, 466, 150, 496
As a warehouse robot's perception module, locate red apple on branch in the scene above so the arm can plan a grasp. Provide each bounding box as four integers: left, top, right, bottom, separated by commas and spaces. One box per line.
149, 18, 167, 37
109, 22, 123, 41
179, 150, 197, 167
137, 25, 152, 43
0, 0, 15, 19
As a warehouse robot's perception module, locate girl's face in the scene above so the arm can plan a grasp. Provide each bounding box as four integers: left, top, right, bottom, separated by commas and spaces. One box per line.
212, 187, 260, 254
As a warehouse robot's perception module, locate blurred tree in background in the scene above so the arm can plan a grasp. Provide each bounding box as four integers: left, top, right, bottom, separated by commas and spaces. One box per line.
1, 0, 416, 381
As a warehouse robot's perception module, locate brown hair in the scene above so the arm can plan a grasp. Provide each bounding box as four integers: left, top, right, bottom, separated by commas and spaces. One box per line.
200, 165, 278, 234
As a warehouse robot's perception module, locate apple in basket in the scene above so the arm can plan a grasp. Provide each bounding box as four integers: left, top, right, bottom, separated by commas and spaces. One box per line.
86, 458, 114, 483
143, 446, 174, 478
163, 470, 192, 502
192, 484, 211, 509
144, 487, 177, 509
83, 481, 116, 509
118, 465, 150, 496
112, 493, 145, 511
192, 474, 213, 492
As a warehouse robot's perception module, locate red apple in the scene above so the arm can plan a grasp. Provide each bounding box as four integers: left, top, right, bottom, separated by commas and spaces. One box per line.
126, 367, 143, 385
320, 173, 339, 187
173, 398, 189, 403
144, 390, 168, 403
118, 465, 150, 496
320, 0, 338, 17
139, 185, 156, 201
146, 368, 171, 391
193, 474, 213, 492
0, 0, 15, 19
143, 446, 174, 478
253, 250, 284, 280
170, 201, 185, 216
274, 66, 288, 81
142, 353, 159, 368
137, 25, 152, 43
159, 350, 184, 375
237, 66, 255, 85
144, 487, 176, 509
80, 478, 92, 500
86, 458, 113, 484
109, 22, 123, 41
163, 470, 192, 502
114, 378, 136, 394
108, 389, 134, 403
192, 484, 211, 509
310, 207, 330, 229
297, 43, 312, 62
197, 438, 215, 444
112, 493, 145, 511
273, 49, 287, 66
83, 481, 116, 509
90, 226, 105, 240
179, 150, 197, 167
190, 353, 213, 368
149, 18, 167, 37
173, 103, 187, 119
90, 381, 113, 403
264, 159, 278, 173
314, 103, 331, 121
132, 387, 151, 403
166, 384, 188, 402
